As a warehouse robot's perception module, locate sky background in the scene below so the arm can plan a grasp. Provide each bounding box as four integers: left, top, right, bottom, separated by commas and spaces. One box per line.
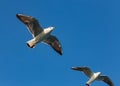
0, 0, 119, 86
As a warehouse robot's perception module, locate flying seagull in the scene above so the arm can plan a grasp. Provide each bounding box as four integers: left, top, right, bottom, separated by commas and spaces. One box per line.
16, 14, 62, 55
71, 66, 114, 86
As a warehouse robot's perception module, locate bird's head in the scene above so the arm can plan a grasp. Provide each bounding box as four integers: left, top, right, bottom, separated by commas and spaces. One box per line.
96, 72, 101, 75
44, 26, 55, 34
48, 26, 55, 31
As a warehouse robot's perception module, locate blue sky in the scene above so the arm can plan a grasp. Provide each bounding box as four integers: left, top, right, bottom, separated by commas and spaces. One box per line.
0, 0, 119, 86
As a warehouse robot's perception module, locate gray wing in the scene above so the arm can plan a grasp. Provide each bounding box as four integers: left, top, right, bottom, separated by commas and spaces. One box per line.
71, 66, 94, 78
98, 76, 114, 86
43, 35, 62, 55
16, 14, 43, 37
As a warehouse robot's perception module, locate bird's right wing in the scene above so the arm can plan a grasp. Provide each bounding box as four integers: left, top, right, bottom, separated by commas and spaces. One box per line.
16, 14, 43, 37
43, 35, 62, 55
71, 66, 94, 78
98, 76, 114, 86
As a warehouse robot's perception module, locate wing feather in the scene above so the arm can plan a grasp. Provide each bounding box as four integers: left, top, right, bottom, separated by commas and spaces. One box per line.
43, 35, 62, 55
16, 14, 43, 37
98, 76, 114, 86
71, 66, 94, 78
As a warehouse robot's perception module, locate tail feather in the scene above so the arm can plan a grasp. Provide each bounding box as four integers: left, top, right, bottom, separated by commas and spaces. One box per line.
26, 38, 36, 48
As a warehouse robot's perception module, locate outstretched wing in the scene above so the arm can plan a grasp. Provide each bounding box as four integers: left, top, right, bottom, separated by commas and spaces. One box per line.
71, 66, 94, 78
98, 76, 114, 86
16, 14, 43, 37
43, 35, 62, 55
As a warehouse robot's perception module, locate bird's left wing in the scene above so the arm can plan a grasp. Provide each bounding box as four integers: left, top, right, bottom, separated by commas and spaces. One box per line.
98, 75, 114, 86
71, 66, 94, 78
16, 14, 43, 37
43, 35, 62, 55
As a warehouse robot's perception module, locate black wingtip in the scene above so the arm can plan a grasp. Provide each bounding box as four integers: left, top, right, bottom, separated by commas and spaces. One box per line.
16, 14, 19, 18
59, 51, 63, 55
71, 67, 82, 70
55, 49, 63, 55
16, 14, 25, 18
16, 14, 21, 19
71, 67, 74, 70
71, 67, 77, 70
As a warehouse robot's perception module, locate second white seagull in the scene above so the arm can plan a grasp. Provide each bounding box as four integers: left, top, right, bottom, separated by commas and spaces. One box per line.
71, 66, 114, 86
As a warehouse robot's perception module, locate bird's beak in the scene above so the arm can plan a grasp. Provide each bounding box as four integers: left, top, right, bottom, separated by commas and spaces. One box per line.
52, 27, 55, 30
50, 27, 55, 31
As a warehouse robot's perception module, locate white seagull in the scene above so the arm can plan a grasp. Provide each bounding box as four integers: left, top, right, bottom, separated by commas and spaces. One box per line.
71, 66, 114, 86
16, 14, 62, 55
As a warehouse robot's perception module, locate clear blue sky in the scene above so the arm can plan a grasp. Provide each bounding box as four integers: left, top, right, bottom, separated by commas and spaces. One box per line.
0, 0, 119, 86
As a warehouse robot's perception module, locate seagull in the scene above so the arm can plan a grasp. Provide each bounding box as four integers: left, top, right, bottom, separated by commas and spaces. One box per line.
16, 14, 62, 55
71, 66, 114, 86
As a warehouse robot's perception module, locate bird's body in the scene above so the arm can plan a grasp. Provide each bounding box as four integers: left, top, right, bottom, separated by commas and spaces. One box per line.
86, 72, 101, 85
26, 27, 54, 48
71, 66, 114, 86
16, 14, 62, 55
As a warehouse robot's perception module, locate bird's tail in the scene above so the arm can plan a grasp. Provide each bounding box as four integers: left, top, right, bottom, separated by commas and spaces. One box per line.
26, 38, 36, 48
